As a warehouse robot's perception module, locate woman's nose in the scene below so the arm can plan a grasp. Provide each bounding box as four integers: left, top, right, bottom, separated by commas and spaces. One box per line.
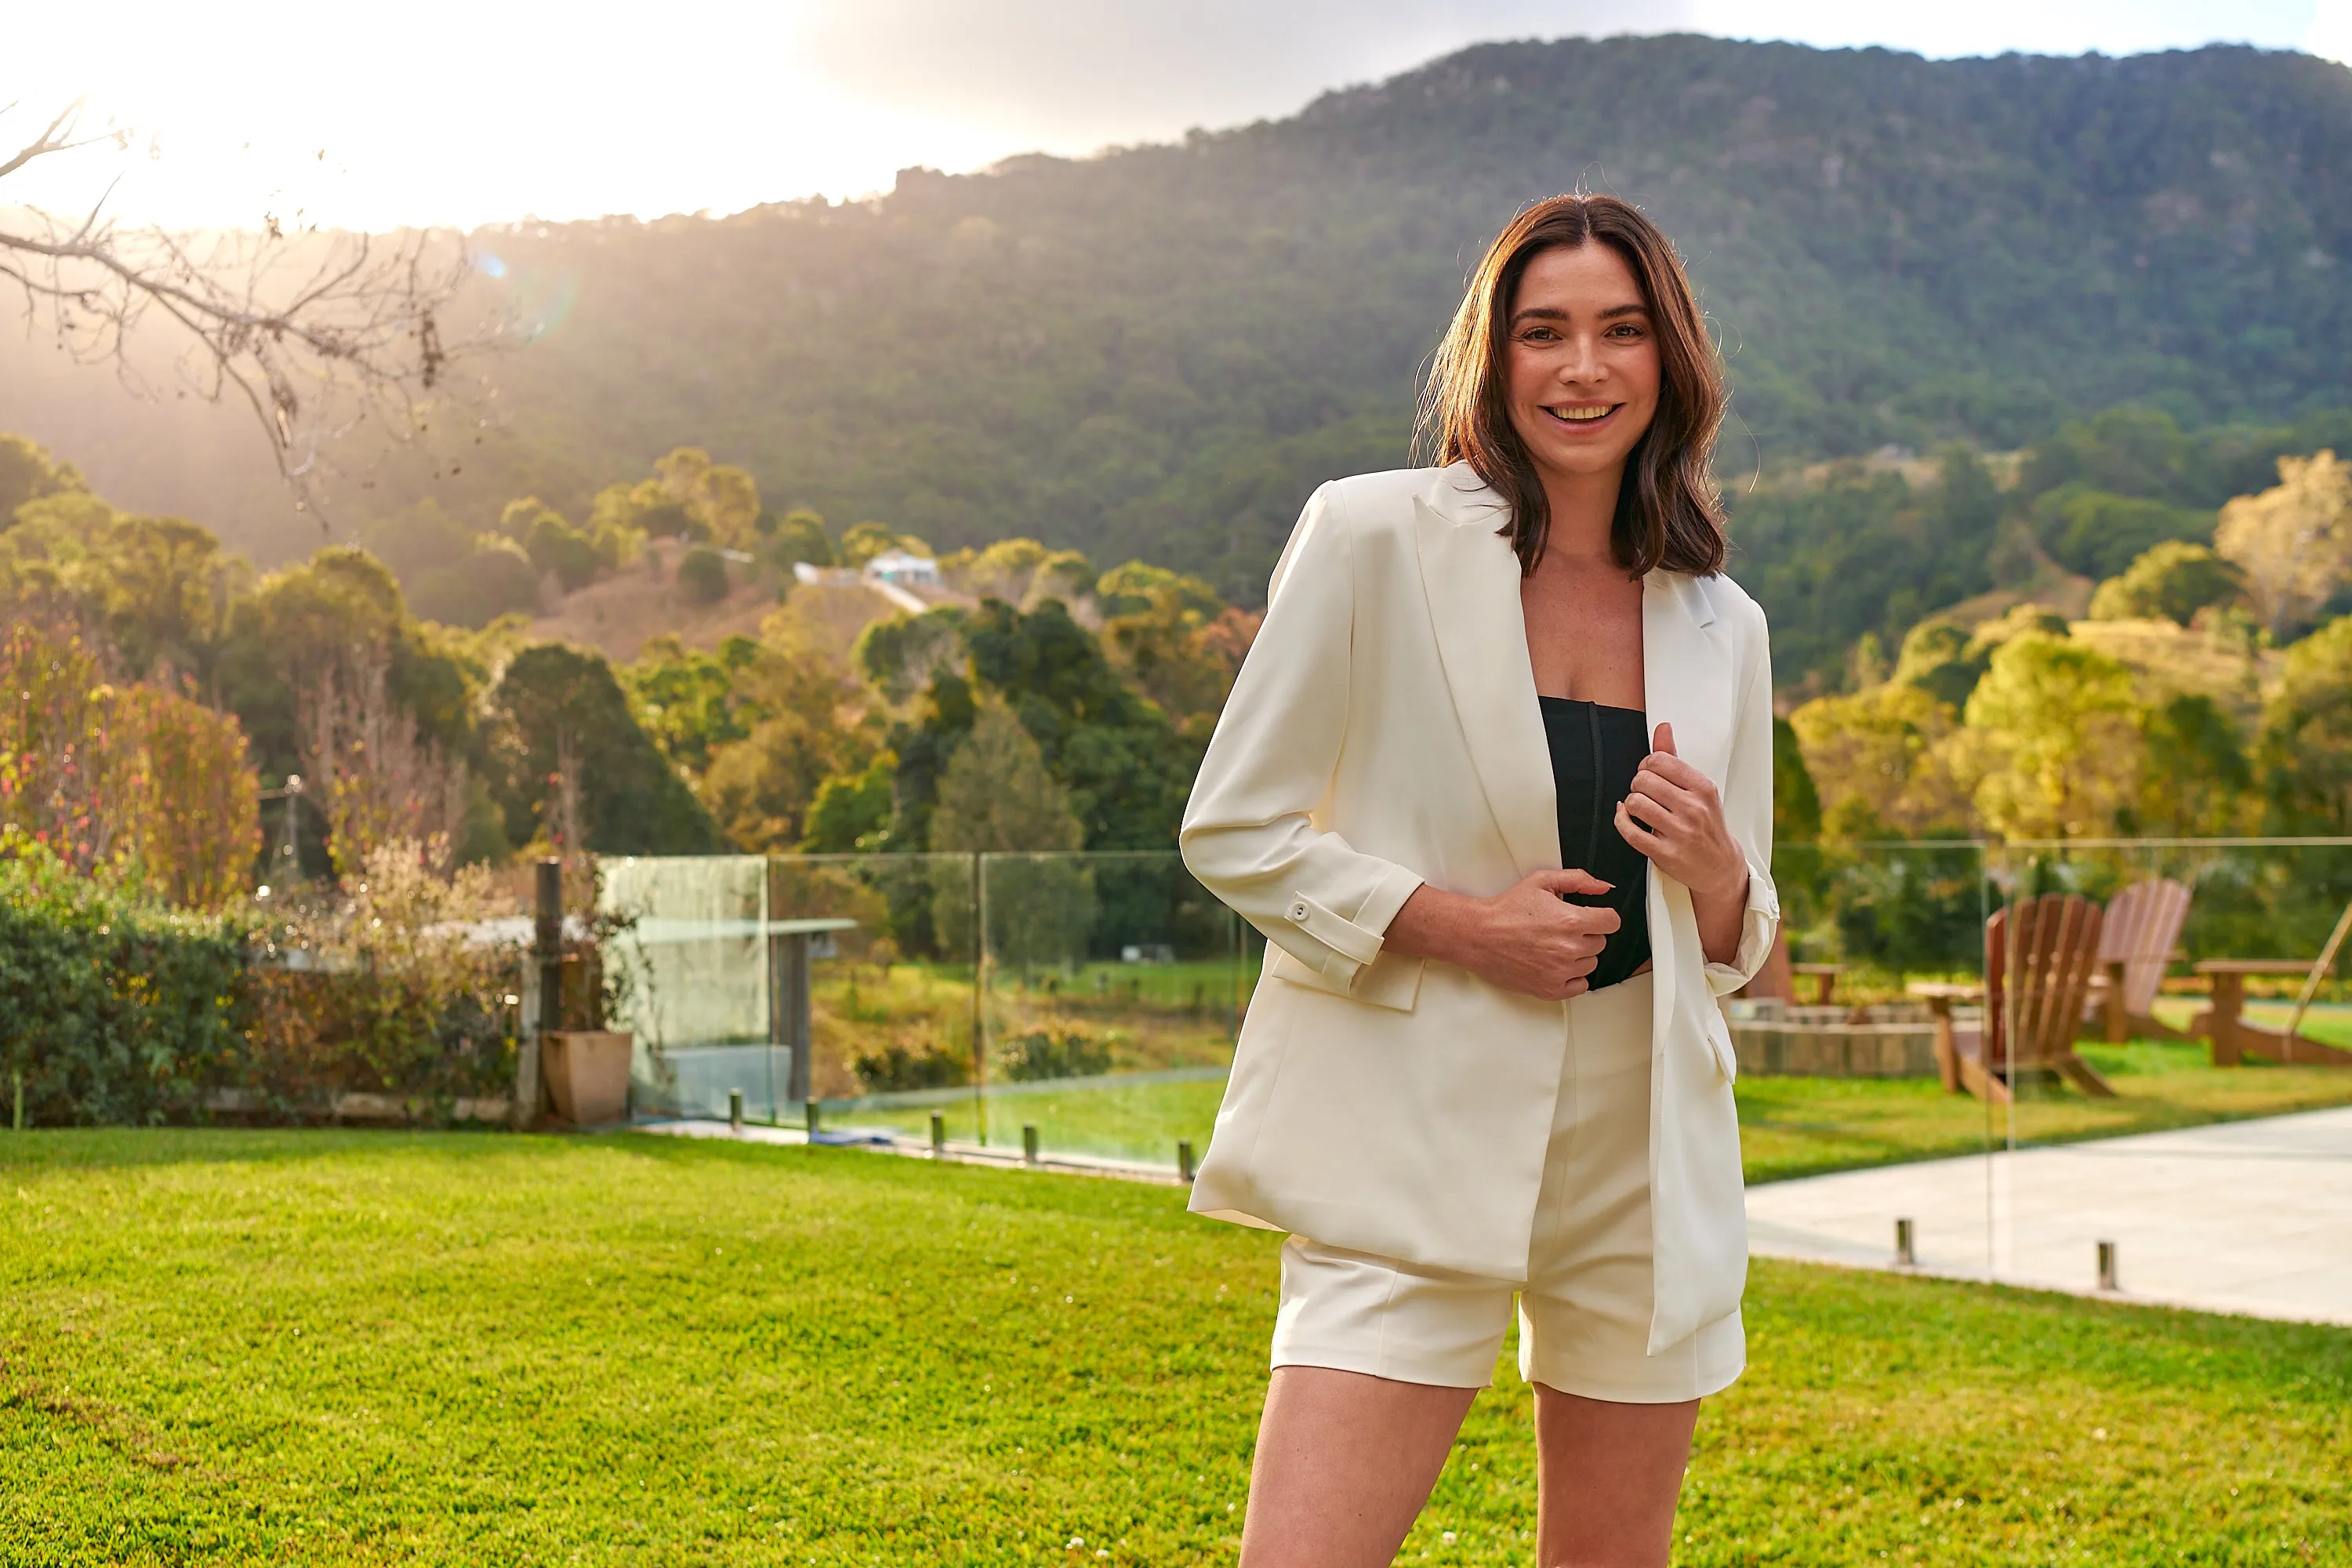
1557, 335, 1606, 383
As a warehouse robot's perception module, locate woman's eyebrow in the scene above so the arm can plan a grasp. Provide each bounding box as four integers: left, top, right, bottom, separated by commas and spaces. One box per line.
1508, 303, 1651, 325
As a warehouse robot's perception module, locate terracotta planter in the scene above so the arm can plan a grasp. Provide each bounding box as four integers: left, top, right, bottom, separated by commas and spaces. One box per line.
542, 1031, 633, 1127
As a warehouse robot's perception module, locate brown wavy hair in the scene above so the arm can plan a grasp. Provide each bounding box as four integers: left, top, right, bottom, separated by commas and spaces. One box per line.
1417, 194, 1728, 577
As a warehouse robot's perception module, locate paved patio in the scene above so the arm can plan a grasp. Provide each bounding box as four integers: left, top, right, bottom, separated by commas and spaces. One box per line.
1747, 1105, 2352, 1327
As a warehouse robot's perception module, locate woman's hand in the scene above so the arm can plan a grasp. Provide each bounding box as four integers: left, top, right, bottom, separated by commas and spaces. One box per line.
1384, 869, 1621, 1001
1616, 721, 1751, 963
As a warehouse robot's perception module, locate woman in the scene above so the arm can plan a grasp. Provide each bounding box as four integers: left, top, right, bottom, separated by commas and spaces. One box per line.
1179, 193, 1777, 1567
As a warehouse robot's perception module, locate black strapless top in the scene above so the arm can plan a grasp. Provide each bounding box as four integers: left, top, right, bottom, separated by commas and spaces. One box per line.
1537, 697, 1652, 992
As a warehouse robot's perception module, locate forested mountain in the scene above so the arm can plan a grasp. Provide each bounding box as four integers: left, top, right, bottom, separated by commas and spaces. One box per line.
6, 35, 2350, 615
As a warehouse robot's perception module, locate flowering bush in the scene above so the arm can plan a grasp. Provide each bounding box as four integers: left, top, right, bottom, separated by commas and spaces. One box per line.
242, 837, 522, 1109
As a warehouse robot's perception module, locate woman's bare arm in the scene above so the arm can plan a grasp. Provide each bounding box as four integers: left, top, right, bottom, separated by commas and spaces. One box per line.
1383, 869, 1622, 1002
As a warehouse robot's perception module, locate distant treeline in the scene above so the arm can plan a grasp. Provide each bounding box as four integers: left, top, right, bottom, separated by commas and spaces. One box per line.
6, 36, 2349, 611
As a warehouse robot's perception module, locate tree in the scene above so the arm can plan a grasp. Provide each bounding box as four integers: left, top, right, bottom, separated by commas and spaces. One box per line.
2130, 694, 2253, 838
525, 510, 600, 591
762, 508, 835, 569
927, 704, 1094, 974
296, 642, 469, 877
1772, 717, 1820, 844
1955, 634, 2143, 840
0, 614, 258, 909
802, 755, 898, 852
1097, 562, 1251, 722
2088, 541, 2245, 626
484, 644, 714, 854
697, 635, 872, 851
1788, 681, 1969, 840
408, 537, 539, 628
2214, 451, 2352, 639
677, 545, 729, 605
2258, 615, 2352, 834
1, 100, 476, 512
2031, 486, 2214, 581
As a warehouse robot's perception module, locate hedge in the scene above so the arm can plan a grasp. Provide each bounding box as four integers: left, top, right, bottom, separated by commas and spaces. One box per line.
0, 839, 520, 1126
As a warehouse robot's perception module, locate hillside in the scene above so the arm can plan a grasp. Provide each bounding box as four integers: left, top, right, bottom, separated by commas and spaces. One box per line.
517, 539, 920, 664
5, 36, 2350, 612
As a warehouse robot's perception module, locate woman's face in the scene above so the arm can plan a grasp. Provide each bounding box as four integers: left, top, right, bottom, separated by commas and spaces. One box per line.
1501, 242, 1662, 483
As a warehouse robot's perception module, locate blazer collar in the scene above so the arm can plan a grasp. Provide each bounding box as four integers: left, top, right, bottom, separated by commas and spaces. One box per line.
1414, 464, 1730, 877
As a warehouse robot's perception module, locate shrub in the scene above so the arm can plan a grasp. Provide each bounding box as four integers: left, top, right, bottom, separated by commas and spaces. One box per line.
992, 1024, 1112, 1083
0, 616, 260, 910
0, 833, 523, 1125
851, 1036, 971, 1094
677, 546, 729, 605
0, 833, 256, 1125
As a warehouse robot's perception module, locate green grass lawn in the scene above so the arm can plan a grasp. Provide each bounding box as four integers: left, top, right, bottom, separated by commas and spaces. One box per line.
3, 1131, 2348, 1564
828, 1039, 2352, 1181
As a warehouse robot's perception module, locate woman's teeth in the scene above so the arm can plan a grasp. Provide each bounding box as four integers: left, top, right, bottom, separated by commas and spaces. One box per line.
1547, 404, 1615, 423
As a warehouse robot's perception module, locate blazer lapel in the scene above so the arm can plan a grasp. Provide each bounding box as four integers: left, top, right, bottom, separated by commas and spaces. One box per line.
1640, 572, 1733, 786
1412, 475, 1559, 876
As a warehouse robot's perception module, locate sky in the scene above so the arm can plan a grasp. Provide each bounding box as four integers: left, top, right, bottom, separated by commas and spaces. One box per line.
5, 0, 2350, 233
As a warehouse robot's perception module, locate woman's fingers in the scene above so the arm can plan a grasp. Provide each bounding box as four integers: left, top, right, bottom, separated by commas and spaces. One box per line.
1617, 799, 1679, 856
1639, 750, 1712, 793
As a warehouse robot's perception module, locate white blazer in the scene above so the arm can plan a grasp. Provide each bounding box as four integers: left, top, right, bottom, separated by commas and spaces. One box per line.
1180, 463, 1780, 1353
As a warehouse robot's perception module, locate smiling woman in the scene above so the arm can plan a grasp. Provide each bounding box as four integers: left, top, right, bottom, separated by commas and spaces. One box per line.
1178, 193, 1777, 1568
1421, 194, 1730, 580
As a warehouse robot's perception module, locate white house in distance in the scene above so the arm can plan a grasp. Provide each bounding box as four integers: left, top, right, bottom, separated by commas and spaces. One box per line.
862, 548, 942, 588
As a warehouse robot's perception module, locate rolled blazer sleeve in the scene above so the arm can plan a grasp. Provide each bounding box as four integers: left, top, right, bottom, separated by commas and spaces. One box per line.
1180, 483, 1425, 993
1703, 603, 1783, 997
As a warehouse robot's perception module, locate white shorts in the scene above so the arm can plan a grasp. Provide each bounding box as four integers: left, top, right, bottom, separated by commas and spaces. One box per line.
1269, 971, 1744, 1403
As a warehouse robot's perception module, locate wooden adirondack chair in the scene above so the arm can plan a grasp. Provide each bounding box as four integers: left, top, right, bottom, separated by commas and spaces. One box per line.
2089, 877, 2192, 1042
1939, 893, 2118, 1102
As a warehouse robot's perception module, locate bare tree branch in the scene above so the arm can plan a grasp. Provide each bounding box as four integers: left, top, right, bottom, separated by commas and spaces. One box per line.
0, 98, 498, 522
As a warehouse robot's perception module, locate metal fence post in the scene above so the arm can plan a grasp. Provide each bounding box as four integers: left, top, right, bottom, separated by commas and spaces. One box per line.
930, 1112, 946, 1156
728, 1087, 744, 1134
971, 851, 988, 1147
10, 1069, 21, 1131
1177, 1139, 1196, 1183
1022, 1123, 1039, 1166
513, 857, 561, 1131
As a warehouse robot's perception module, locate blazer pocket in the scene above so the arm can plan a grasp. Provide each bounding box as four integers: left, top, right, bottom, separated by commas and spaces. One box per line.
1265, 943, 1425, 1013
1702, 1007, 1739, 1084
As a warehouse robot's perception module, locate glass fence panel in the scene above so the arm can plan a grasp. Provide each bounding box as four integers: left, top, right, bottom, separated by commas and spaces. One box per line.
594, 840, 2352, 1305
601, 855, 770, 1122
807, 851, 1245, 1169
1984, 840, 2352, 1307
1734, 839, 1998, 1279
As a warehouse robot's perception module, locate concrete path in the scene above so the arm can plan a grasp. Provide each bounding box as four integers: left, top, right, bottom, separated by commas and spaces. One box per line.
1747, 1105, 2352, 1327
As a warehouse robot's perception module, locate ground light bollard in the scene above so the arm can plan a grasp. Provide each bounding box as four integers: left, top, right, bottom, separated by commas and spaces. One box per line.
930, 1114, 946, 1156
804, 1099, 821, 1139
1895, 1218, 1916, 1267
1177, 1140, 1196, 1183
1022, 1124, 1040, 1166
2097, 1240, 2120, 1291
728, 1088, 744, 1134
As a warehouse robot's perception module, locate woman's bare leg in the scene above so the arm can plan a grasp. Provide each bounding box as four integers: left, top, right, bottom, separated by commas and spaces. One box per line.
1532, 1386, 1699, 1568
1237, 1366, 1479, 1568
